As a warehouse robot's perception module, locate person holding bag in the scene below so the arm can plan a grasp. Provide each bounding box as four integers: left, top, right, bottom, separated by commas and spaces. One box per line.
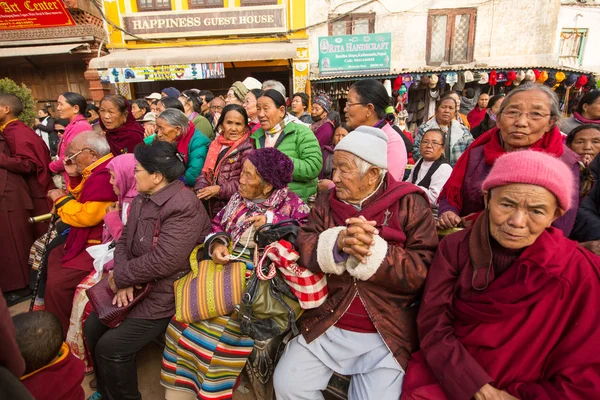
161, 147, 310, 400
84, 141, 210, 400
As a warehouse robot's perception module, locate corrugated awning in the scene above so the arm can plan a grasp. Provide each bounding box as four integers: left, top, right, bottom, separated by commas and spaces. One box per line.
0, 43, 90, 58
89, 42, 297, 69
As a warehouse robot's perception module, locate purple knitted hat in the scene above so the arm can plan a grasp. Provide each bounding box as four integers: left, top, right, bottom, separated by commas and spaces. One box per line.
246, 148, 294, 189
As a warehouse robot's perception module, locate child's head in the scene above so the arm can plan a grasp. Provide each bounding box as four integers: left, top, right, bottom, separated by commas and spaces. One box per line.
13, 311, 63, 374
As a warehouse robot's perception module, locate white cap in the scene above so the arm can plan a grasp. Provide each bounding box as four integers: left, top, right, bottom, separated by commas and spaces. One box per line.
140, 112, 156, 123
144, 93, 161, 100
242, 77, 262, 90
335, 126, 388, 169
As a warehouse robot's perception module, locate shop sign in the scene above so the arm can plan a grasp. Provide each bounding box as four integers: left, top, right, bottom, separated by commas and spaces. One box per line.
100, 63, 225, 84
318, 33, 392, 76
0, 0, 75, 30
122, 5, 286, 39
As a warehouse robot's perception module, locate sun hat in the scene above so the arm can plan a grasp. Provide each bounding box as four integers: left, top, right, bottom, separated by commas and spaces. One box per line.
144, 93, 161, 101
140, 112, 156, 123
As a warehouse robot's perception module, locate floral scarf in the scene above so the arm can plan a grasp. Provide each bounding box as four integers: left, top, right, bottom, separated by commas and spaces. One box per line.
265, 120, 286, 148
201, 130, 250, 183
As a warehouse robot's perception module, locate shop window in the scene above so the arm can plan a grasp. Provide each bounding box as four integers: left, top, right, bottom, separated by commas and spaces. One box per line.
427, 8, 476, 65
137, 0, 171, 11
328, 14, 375, 36
240, 0, 278, 6
188, 0, 223, 8
559, 28, 588, 67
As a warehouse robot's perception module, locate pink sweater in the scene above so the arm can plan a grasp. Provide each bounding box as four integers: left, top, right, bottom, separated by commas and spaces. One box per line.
380, 122, 407, 181
49, 114, 93, 186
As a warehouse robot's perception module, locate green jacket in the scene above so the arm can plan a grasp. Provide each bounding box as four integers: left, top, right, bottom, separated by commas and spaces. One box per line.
192, 114, 215, 141
251, 121, 322, 201
143, 130, 210, 186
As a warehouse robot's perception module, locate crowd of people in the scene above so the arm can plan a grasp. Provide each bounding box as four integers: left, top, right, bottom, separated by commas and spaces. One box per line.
0, 76, 599, 400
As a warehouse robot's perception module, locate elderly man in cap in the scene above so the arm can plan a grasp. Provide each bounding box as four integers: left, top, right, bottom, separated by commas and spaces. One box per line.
274, 126, 439, 399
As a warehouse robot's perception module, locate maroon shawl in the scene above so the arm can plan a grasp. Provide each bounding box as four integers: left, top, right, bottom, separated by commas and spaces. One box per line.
100, 102, 144, 156
62, 157, 118, 262
329, 175, 427, 246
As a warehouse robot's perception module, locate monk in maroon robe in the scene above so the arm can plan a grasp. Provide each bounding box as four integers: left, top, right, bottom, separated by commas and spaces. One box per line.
0, 94, 53, 296
402, 151, 600, 400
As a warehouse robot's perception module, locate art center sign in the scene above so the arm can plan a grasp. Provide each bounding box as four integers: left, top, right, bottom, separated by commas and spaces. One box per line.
318, 33, 392, 76
122, 5, 286, 39
0, 0, 75, 30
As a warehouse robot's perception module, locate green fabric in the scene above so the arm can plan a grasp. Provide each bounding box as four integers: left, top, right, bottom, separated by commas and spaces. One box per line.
143, 131, 210, 187
251, 121, 322, 201
192, 114, 215, 141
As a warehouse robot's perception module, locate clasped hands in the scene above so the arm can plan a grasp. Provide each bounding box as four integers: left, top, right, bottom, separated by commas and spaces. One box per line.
107, 270, 142, 308
336, 216, 379, 264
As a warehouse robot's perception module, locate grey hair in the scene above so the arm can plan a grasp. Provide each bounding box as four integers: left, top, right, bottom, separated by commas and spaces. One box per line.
157, 108, 190, 132
354, 155, 387, 181
74, 131, 111, 156
499, 83, 562, 122
262, 80, 286, 98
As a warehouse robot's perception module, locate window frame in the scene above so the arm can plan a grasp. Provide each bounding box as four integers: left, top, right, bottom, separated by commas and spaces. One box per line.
558, 28, 588, 66
426, 8, 476, 66
240, 0, 278, 6
328, 13, 375, 36
187, 0, 224, 9
136, 0, 171, 11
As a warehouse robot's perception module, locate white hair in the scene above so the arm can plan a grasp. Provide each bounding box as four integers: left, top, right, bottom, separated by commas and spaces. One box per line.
73, 131, 111, 156
353, 155, 387, 181
262, 80, 286, 98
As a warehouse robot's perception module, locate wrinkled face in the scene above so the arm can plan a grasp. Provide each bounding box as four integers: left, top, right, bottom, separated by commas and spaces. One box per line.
243, 92, 258, 119
569, 128, 600, 166
65, 141, 97, 175
109, 169, 119, 196
497, 91, 555, 150
226, 90, 241, 106
333, 126, 349, 146
143, 121, 156, 132
344, 88, 370, 130
436, 98, 456, 125
99, 100, 128, 130
420, 130, 445, 161
210, 99, 225, 119
478, 94, 490, 109
256, 96, 286, 131
486, 184, 560, 249
311, 103, 327, 120
134, 162, 160, 194
331, 150, 378, 204
131, 103, 144, 120
239, 159, 271, 200
155, 118, 181, 143
56, 95, 77, 120
291, 96, 306, 115
582, 96, 600, 120
221, 110, 246, 141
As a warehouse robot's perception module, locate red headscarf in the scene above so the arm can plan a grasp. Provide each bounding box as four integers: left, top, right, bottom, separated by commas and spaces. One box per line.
99, 99, 144, 156
439, 126, 564, 211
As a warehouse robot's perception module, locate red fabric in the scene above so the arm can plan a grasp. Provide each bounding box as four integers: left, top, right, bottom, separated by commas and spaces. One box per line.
62, 157, 118, 262
402, 217, 600, 400
176, 122, 195, 162
21, 349, 85, 400
0, 294, 25, 377
439, 126, 564, 211
202, 130, 250, 183
467, 107, 487, 129
99, 102, 144, 156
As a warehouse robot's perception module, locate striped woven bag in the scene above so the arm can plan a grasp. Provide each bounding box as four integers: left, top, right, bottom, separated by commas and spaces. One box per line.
174, 245, 247, 323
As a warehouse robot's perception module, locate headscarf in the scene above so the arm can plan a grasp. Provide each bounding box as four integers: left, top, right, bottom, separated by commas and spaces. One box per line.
106, 153, 138, 206
230, 81, 249, 102
99, 99, 145, 156
439, 126, 564, 211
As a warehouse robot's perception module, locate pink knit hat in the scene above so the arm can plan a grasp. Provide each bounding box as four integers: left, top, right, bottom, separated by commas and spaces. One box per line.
482, 151, 573, 211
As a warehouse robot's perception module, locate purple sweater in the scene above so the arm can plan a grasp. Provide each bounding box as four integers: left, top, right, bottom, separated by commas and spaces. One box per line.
438, 144, 581, 236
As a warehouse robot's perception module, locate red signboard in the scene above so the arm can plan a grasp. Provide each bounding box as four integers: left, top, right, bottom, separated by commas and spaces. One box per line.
0, 0, 76, 30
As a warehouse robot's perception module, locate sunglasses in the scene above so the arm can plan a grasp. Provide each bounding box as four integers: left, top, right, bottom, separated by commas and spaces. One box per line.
64, 148, 92, 166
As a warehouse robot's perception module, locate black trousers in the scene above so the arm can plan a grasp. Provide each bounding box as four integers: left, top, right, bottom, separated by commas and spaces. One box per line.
84, 312, 170, 400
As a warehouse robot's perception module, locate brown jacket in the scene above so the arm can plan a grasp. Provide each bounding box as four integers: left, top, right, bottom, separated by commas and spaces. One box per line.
113, 179, 211, 320
297, 185, 438, 370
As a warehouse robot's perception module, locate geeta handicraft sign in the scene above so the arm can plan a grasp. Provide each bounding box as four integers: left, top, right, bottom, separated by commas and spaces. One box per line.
0, 0, 75, 30
122, 5, 286, 39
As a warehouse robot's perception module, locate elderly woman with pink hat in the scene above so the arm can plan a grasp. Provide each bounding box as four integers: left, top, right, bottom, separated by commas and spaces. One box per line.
402, 150, 600, 400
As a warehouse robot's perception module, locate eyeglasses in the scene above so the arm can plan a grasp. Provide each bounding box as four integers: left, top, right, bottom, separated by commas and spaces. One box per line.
421, 140, 443, 148
501, 110, 551, 121
210, 105, 224, 111
64, 148, 91, 165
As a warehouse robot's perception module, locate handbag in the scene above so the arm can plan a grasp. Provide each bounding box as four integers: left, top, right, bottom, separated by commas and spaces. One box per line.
174, 245, 247, 323
239, 220, 304, 341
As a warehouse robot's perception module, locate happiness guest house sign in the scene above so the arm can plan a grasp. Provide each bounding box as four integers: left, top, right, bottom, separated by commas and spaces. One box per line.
0, 0, 75, 30
122, 5, 286, 39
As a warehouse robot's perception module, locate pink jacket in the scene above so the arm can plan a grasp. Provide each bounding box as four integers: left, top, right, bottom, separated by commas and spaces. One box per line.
49, 114, 93, 186
380, 122, 407, 181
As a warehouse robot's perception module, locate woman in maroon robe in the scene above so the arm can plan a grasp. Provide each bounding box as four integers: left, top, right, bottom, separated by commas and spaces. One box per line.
98, 95, 144, 156
402, 151, 600, 400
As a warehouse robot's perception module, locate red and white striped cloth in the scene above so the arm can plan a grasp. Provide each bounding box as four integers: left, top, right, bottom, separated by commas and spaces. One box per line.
256, 240, 328, 309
